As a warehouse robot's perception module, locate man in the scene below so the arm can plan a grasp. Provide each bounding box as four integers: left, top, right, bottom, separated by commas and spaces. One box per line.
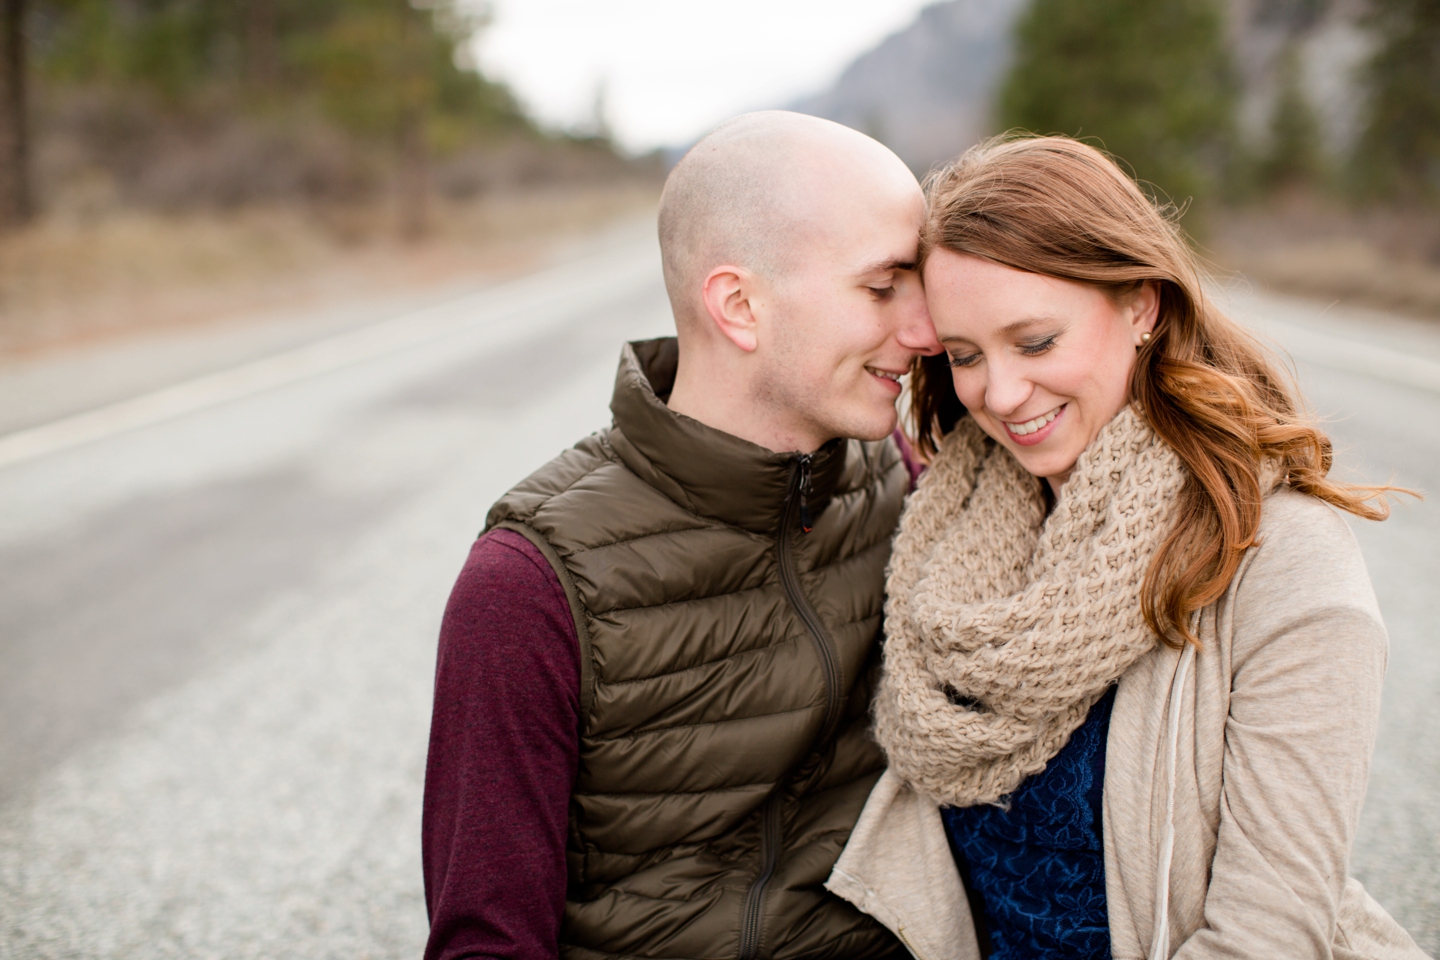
422, 110, 940, 960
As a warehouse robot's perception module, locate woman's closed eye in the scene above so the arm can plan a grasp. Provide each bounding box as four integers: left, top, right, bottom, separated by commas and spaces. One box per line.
948, 352, 981, 369
1019, 335, 1058, 356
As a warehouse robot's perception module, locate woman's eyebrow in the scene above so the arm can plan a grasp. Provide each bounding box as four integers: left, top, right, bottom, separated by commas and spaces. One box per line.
938, 319, 1060, 346
1001, 316, 1062, 334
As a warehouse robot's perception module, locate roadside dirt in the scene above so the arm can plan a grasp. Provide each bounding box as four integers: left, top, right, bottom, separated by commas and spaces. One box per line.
0, 184, 661, 360
1206, 203, 1440, 321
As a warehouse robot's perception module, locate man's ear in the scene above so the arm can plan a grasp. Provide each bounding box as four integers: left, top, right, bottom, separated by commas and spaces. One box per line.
701, 265, 761, 353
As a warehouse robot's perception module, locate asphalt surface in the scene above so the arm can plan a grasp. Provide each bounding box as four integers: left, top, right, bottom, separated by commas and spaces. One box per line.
1, 225, 1437, 957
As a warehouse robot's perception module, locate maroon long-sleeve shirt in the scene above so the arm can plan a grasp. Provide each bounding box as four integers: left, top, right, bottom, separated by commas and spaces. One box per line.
420, 435, 921, 960
422, 528, 579, 960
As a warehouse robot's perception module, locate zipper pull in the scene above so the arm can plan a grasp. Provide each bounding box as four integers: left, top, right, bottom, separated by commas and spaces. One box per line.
797, 454, 814, 534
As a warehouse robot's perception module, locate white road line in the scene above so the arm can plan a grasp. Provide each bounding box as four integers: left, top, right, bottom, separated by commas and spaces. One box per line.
1252, 317, 1440, 395
0, 247, 654, 470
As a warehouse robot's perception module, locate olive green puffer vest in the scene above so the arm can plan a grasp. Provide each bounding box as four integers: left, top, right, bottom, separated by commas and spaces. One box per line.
486, 339, 909, 960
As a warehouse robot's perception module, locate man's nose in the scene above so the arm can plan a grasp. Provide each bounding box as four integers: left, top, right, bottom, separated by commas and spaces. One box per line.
895, 291, 943, 356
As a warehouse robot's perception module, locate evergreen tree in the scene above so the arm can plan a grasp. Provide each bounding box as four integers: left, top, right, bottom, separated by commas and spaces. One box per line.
0, 0, 31, 227
29, 0, 529, 139
997, 0, 1236, 202
1351, 0, 1440, 203
1259, 41, 1327, 192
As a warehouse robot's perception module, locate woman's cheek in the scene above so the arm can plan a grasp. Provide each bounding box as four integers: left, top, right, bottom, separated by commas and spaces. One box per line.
950, 365, 984, 404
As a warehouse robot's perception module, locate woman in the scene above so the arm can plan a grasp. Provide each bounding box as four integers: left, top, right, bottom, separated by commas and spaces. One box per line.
827, 136, 1429, 960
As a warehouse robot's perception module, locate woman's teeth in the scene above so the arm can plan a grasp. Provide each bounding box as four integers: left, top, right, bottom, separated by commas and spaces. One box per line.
1005, 407, 1061, 436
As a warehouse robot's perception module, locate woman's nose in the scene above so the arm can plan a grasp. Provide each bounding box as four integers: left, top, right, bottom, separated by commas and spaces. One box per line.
984, 360, 1033, 417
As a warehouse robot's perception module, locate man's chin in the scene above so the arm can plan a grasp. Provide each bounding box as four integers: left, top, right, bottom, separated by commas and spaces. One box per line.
832, 409, 898, 444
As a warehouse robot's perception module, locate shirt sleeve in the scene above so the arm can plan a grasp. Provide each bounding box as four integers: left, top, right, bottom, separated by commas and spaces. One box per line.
892, 429, 925, 490
422, 528, 581, 960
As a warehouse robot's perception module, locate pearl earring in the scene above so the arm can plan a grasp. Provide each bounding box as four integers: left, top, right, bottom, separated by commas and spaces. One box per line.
1141, 332, 1152, 343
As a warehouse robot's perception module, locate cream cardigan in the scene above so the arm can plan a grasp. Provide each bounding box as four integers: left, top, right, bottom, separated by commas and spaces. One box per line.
829, 488, 1430, 960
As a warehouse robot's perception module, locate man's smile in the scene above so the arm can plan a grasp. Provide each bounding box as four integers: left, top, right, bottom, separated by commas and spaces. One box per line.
865, 366, 904, 383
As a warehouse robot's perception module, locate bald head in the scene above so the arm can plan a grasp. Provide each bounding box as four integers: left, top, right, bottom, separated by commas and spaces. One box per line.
658, 111, 918, 329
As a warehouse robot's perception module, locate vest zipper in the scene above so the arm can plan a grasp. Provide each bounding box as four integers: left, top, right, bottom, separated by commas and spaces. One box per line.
735, 454, 844, 960
736, 793, 782, 960
798, 454, 814, 533
778, 454, 843, 742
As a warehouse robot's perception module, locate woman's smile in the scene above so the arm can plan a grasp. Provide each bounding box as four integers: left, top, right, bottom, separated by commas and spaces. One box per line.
1002, 403, 1065, 445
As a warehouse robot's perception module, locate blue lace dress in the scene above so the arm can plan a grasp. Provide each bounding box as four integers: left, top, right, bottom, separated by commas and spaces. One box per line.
940, 685, 1117, 959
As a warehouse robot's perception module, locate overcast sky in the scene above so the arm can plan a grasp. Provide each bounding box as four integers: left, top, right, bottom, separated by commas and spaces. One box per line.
473, 0, 937, 153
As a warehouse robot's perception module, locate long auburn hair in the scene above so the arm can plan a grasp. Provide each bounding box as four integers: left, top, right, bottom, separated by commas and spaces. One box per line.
910, 134, 1398, 647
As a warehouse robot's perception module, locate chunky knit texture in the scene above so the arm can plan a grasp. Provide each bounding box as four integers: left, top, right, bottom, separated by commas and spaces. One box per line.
875, 406, 1186, 808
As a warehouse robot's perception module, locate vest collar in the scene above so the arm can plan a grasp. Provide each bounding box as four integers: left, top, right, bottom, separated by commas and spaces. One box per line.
608, 338, 850, 535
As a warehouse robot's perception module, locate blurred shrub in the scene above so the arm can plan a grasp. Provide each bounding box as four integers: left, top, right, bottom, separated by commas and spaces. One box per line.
32, 0, 526, 128
996, 0, 1236, 204
24, 0, 648, 218
1350, 0, 1440, 204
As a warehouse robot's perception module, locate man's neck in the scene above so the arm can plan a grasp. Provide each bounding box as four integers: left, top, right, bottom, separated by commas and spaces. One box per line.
667, 357, 824, 455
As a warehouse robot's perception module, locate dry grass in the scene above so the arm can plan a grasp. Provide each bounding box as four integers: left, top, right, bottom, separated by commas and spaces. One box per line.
0, 182, 660, 358
1207, 203, 1440, 319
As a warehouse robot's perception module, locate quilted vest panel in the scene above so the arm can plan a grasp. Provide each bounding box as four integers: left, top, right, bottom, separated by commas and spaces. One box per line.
485, 339, 908, 960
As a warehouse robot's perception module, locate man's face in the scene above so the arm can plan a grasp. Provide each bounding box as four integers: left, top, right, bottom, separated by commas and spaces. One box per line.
752, 179, 940, 450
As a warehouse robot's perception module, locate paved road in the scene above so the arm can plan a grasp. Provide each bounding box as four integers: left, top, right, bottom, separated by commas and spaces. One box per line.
1, 227, 1437, 957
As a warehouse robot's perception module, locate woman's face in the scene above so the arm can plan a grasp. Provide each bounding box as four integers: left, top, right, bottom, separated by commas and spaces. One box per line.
923, 248, 1159, 491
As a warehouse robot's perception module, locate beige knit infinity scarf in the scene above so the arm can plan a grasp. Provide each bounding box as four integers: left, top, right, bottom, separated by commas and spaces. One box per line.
874, 405, 1186, 808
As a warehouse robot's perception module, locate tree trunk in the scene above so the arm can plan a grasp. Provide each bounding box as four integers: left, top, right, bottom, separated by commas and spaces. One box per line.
396, 0, 429, 239
0, 0, 31, 228
244, 0, 278, 89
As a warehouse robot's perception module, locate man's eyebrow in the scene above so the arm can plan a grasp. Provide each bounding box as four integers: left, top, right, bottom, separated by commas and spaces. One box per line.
857, 258, 916, 275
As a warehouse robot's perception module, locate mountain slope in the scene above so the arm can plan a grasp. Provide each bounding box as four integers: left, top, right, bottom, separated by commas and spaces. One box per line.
792, 0, 1370, 173
790, 0, 1026, 172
